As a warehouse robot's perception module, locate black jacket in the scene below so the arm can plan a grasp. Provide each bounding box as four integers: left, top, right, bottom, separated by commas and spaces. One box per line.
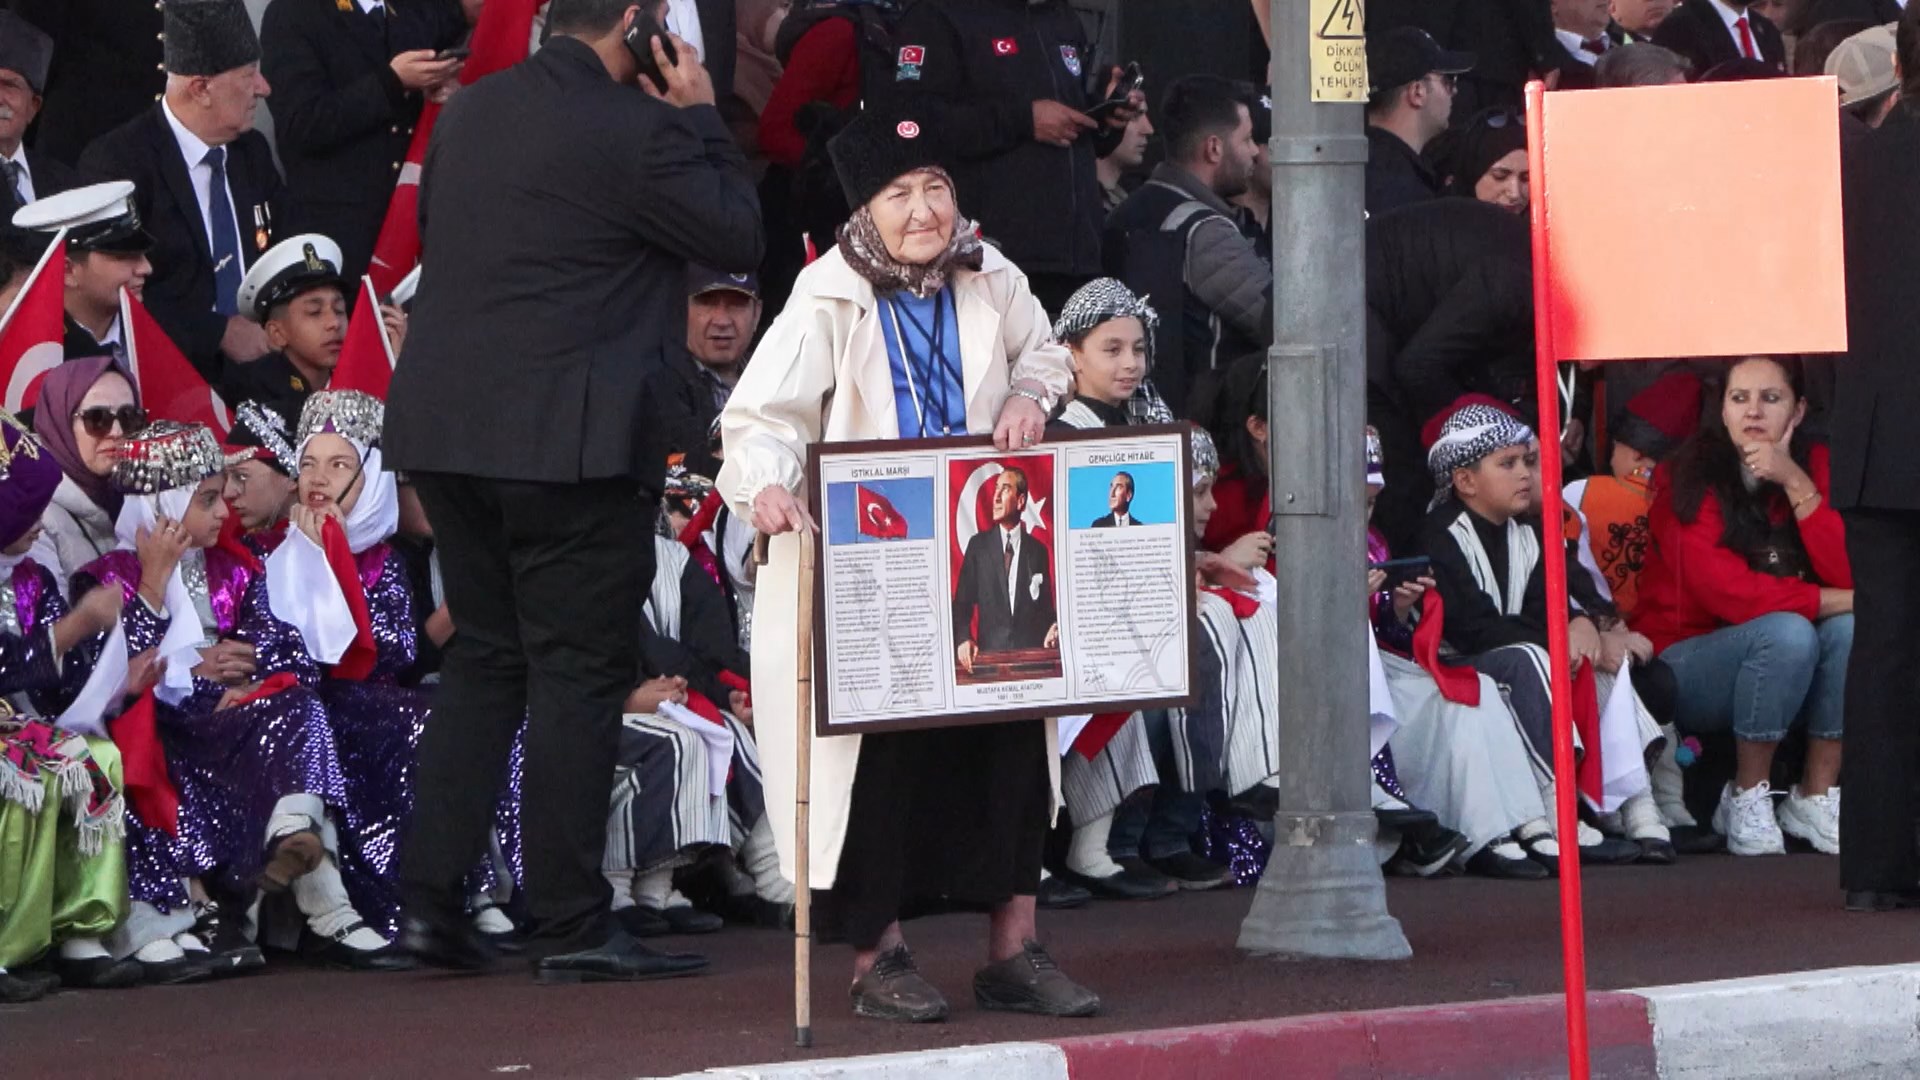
1651, 1, 1787, 75
9, 0, 165, 167
1365, 126, 1443, 217
953, 525, 1057, 653
640, 553, 748, 708
886, 0, 1106, 279
1422, 504, 1614, 656
384, 37, 761, 490
1366, 198, 1534, 425
261, 0, 466, 285
1797, 0, 1905, 29
693, 0, 739, 106
1832, 102, 1920, 511
78, 106, 287, 384
1, 149, 82, 219
642, 345, 729, 482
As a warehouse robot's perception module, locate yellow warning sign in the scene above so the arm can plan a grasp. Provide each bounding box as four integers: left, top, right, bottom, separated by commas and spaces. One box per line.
1309, 0, 1368, 103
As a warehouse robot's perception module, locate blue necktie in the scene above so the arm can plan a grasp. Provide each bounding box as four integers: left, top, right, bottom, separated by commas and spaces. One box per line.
203, 146, 242, 316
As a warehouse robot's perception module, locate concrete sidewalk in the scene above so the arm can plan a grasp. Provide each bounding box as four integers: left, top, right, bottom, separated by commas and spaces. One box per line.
667, 962, 1920, 1080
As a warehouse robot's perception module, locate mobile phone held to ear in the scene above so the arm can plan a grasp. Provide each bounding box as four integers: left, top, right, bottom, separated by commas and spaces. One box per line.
623, 11, 680, 94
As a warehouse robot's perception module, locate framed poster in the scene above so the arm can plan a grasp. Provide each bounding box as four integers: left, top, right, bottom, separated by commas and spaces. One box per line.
808, 424, 1198, 736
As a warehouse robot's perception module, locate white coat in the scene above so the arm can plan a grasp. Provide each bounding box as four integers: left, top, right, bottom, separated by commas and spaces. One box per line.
718, 243, 1074, 888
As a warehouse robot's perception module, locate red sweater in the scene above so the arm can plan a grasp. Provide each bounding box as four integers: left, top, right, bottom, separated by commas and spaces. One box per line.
1635, 444, 1853, 654
757, 18, 861, 168
1202, 461, 1268, 554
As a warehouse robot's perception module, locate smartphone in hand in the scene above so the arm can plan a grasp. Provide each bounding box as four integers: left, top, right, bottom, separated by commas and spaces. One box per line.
622, 11, 680, 94
1367, 556, 1432, 591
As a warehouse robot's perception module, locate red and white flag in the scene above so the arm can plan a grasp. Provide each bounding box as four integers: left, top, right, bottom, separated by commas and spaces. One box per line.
122, 289, 231, 439
0, 228, 69, 413
855, 484, 909, 540
329, 276, 395, 399
366, 0, 542, 296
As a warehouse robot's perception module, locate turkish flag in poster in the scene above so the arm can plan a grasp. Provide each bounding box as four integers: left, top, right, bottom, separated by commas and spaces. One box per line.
0, 229, 69, 412
855, 484, 909, 539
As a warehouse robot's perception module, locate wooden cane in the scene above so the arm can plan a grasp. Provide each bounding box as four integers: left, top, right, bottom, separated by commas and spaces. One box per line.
792, 528, 817, 1049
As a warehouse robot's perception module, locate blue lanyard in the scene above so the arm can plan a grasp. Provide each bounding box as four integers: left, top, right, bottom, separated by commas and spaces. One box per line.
884, 292, 962, 438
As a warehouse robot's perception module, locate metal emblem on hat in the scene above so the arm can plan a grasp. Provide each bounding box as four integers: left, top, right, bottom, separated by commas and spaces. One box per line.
111, 420, 226, 495
731, 273, 749, 284
897, 120, 921, 139
297, 390, 385, 452
302, 243, 323, 272
235, 400, 295, 465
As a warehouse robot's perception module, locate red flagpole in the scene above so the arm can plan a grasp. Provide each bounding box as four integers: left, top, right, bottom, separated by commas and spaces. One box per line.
1525, 79, 1590, 1080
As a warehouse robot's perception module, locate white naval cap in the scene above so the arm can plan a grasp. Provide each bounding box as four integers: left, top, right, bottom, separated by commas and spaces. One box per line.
236, 233, 346, 323
11, 180, 154, 253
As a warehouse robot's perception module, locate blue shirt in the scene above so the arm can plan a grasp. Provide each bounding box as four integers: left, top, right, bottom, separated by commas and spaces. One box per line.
876, 290, 967, 439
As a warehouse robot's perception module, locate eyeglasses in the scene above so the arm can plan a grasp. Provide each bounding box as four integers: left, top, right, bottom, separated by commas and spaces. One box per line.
73, 405, 148, 438
1431, 73, 1459, 91
1480, 107, 1522, 129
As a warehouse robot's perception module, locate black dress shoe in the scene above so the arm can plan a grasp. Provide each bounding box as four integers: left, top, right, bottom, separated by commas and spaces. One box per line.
1636, 838, 1678, 865
138, 952, 215, 986
1144, 852, 1234, 891
399, 912, 500, 971
1466, 844, 1551, 880
1846, 889, 1920, 913
1060, 863, 1177, 900
614, 905, 672, 938
50, 954, 143, 989
1037, 875, 1091, 910
1374, 805, 1440, 833
655, 905, 724, 935
534, 929, 708, 984
1385, 824, 1471, 878
309, 924, 416, 972
0, 969, 56, 1003
193, 901, 265, 976
1670, 825, 1726, 855
1579, 836, 1644, 865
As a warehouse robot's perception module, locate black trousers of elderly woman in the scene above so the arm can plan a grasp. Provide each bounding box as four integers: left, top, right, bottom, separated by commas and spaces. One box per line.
399, 473, 655, 948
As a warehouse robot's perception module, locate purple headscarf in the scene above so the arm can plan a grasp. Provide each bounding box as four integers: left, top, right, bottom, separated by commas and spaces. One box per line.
33, 355, 139, 519
0, 412, 60, 549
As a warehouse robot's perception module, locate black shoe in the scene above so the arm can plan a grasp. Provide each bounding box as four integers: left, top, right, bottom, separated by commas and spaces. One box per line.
1374, 805, 1440, 834
1385, 825, 1471, 878
0, 969, 56, 1003
1145, 852, 1234, 891
1671, 825, 1727, 856
850, 944, 949, 1023
1636, 838, 1679, 865
309, 923, 416, 972
49, 954, 143, 990
534, 929, 708, 984
193, 900, 265, 977
1846, 889, 1920, 913
1037, 875, 1091, 910
973, 940, 1100, 1018
1579, 836, 1645, 865
1060, 863, 1177, 900
614, 904, 672, 939
1465, 843, 1551, 880
138, 952, 215, 986
656, 904, 724, 935
399, 911, 500, 972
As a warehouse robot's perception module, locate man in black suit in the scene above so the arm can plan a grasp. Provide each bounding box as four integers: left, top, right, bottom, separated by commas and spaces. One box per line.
261, 0, 467, 285
386, 0, 761, 982
954, 468, 1060, 674
8, 0, 165, 168
79, 0, 286, 386
1092, 471, 1138, 528
1652, 0, 1788, 74
0, 11, 78, 216
1833, 11, 1920, 914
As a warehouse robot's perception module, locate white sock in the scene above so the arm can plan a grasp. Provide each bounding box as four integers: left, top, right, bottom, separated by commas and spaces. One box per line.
662, 888, 693, 911
172, 932, 211, 954
58, 937, 110, 961
266, 810, 316, 845
472, 907, 514, 935
291, 856, 385, 949
603, 869, 636, 912
741, 815, 795, 904
1067, 812, 1125, 879
134, 938, 186, 963
634, 866, 674, 909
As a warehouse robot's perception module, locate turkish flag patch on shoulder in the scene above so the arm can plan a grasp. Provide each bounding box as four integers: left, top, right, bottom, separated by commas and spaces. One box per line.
992, 37, 1019, 56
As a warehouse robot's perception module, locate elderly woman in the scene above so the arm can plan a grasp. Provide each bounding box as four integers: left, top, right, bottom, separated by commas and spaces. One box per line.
30, 357, 145, 594
719, 107, 1091, 1024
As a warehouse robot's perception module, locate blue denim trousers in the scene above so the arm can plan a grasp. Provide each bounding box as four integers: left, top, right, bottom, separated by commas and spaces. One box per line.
1659, 612, 1852, 743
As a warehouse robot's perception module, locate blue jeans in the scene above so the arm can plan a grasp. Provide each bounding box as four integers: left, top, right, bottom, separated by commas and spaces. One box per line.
1660, 612, 1852, 743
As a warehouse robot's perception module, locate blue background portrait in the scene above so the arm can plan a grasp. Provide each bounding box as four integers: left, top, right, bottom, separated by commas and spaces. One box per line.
1067, 461, 1177, 529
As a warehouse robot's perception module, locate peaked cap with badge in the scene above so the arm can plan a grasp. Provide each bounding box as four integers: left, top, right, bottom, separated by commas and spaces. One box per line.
11, 180, 154, 254
237, 233, 346, 323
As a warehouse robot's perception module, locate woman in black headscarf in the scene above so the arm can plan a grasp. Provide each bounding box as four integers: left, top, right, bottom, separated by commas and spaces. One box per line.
1434, 107, 1530, 214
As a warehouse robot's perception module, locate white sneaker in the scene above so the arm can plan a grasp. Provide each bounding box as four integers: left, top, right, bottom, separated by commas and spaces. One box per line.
1712, 781, 1785, 856
1777, 786, 1841, 855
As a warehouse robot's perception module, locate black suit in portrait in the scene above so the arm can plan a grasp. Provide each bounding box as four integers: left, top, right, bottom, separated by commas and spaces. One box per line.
8, 0, 165, 167
1091, 512, 1137, 528
953, 526, 1057, 654
1651, 1, 1787, 75
261, 0, 466, 284
386, 35, 761, 950
1834, 101, 1920, 898
0, 150, 82, 220
78, 106, 287, 385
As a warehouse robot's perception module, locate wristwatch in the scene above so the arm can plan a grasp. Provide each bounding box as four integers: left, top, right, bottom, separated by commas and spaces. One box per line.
1009, 384, 1050, 411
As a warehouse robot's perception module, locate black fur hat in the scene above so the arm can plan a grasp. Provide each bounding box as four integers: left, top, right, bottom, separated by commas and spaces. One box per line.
828, 105, 949, 210
164, 0, 261, 77
0, 11, 53, 94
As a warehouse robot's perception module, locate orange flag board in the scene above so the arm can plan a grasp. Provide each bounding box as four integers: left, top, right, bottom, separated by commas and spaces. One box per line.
1536, 76, 1847, 362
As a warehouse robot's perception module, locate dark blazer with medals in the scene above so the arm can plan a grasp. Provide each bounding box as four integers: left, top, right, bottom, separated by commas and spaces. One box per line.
261, 0, 466, 285
384, 36, 762, 492
78, 105, 287, 384
10, 0, 166, 167
953, 526, 1057, 653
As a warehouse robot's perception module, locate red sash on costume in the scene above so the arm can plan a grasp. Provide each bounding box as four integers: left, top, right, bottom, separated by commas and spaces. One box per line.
214, 505, 262, 574
321, 517, 377, 681
1573, 661, 1604, 807
1072, 712, 1132, 761
108, 691, 179, 836
1412, 589, 1481, 706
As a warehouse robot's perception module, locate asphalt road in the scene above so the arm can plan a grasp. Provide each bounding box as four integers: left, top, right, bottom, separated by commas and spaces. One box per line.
8, 852, 1908, 1078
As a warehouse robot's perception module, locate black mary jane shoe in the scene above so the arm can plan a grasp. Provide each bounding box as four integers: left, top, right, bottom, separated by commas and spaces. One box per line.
534, 929, 707, 985
1059, 863, 1178, 901
310, 924, 416, 972
138, 952, 216, 986
1037, 875, 1091, 910
1465, 844, 1551, 881
0, 968, 58, 1003
1635, 838, 1679, 865
50, 954, 143, 990
193, 900, 266, 976
399, 911, 500, 971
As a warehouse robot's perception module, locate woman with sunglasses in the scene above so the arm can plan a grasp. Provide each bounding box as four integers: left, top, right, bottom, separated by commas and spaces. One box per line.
264, 391, 520, 947
30, 357, 146, 596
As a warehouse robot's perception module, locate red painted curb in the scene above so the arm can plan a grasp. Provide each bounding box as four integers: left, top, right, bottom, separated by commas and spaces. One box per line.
1053, 992, 1657, 1079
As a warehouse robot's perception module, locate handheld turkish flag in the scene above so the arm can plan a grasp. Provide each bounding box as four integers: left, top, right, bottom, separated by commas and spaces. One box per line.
1523, 77, 1846, 1080
121, 289, 231, 439
0, 227, 69, 412
366, 0, 542, 295
108, 690, 180, 837
330, 277, 395, 398
855, 484, 909, 539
